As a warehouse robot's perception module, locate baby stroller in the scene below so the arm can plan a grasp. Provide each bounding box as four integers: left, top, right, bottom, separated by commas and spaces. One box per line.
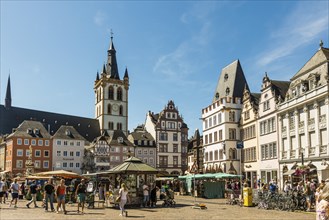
161, 189, 176, 207
85, 181, 95, 209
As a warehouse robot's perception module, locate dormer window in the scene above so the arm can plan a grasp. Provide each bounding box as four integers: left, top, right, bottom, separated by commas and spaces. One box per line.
117, 137, 124, 143
215, 92, 219, 99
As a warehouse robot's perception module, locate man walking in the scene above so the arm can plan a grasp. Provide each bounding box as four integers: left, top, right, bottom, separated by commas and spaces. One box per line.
26, 180, 39, 208
75, 179, 87, 214
9, 179, 19, 208
44, 178, 55, 212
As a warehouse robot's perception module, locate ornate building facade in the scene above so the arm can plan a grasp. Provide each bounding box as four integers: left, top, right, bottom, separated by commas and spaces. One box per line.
202, 60, 248, 175
278, 44, 329, 184
145, 100, 189, 175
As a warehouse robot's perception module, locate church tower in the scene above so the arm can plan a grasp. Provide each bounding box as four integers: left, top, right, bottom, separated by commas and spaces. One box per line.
94, 35, 129, 136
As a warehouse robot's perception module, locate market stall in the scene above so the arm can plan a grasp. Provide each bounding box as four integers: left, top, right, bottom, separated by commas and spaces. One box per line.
99, 157, 159, 206
178, 172, 241, 199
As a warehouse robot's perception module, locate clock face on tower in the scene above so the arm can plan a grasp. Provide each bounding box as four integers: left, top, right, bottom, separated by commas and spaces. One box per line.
112, 104, 119, 112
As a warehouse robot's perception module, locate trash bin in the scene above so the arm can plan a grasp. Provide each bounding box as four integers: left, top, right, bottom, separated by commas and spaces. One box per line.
243, 187, 253, 207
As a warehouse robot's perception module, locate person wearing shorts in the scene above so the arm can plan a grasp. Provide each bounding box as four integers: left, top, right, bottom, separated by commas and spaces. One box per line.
9, 179, 19, 208
75, 179, 86, 214
56, 179, 67, 214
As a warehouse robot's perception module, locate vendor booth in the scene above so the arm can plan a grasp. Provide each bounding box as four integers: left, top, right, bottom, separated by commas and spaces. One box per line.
178, 173, 241, 199
85, 157, 159, 206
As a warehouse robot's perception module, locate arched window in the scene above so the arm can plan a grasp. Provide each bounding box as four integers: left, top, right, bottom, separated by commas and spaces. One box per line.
119, 105, 123, 116
117, 87, 122, 101
108, 122, 114, 130
108, 86, 114, 100
116, 123, 122, 130
107, 104, 112, 114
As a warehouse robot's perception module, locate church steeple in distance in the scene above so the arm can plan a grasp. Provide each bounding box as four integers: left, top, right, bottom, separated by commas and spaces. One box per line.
107, 31, 120, 80
5, 75, 12, 109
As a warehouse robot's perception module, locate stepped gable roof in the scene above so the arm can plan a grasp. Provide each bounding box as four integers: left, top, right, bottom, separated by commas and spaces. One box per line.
0, 105, 100, 142
52, 125, 87, 141
213, 60, 249, 102
291, 47, 329, 80
271, 80, 291, 99
7, 120, 51, 139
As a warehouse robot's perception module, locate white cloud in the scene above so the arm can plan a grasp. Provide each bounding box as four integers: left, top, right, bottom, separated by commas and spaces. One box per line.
94, 11, 107, 26
256, 2, 328, 67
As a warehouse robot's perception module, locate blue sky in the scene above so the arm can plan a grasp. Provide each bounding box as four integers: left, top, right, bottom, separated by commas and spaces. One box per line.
1, 1, 328, 137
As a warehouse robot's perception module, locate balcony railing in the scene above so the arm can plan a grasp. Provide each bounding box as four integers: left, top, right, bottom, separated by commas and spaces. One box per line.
290, 149, 296, 158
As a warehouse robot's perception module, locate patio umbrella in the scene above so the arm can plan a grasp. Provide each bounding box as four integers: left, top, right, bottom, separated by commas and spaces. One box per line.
34, 170, 81, 179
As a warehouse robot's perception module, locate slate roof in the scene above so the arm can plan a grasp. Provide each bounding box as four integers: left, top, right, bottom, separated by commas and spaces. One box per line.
291, 47, 329, 80
271, 80, 291, 99
52, 125, 87, 141
212, 60, 249, 102
104, 130, 134, 147
0, 105, 100, 142
7, 120, 51, 139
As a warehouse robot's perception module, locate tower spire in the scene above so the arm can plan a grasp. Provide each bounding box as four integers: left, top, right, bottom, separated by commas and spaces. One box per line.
5, 75, 12, 109
107, 31, 120, 79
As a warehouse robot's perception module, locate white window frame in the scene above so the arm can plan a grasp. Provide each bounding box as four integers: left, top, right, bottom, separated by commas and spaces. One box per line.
17, 138, 22, 145
35, 150, 41, 157
43, 160, 49, 168
17, 149, 23, 157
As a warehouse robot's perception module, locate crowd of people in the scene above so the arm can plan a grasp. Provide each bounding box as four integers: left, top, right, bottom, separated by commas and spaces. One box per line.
0, 178, 86, 214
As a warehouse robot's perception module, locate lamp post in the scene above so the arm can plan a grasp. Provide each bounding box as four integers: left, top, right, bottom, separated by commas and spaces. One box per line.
237, 141, 244, 197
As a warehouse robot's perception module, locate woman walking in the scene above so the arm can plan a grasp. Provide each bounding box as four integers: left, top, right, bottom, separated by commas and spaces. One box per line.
119, 183, 130, 217
56, 179, 67, 214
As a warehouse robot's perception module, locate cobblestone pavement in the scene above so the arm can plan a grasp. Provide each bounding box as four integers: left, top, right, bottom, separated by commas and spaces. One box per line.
0, 195, 315, 220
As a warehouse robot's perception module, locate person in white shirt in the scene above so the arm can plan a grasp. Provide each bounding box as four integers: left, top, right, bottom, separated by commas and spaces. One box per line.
119, 183, 130, 217
141, 184, 149, 208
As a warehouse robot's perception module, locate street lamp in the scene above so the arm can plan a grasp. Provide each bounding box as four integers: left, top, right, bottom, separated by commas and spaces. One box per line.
236, 141, 244, 197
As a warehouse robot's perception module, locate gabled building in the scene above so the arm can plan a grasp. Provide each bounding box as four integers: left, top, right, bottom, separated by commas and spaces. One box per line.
52, 125, 87, 174
145, 100, 189, 175
240, 86, 260, 188
5, 120, 53, 177
187, 129, 203, 174
86, 130, 134, 172
202, 60, 248, 175
128, 125, 156, 168
0, 76, 100, 143
258, 73, 290, 185
278, 43, 329, 184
